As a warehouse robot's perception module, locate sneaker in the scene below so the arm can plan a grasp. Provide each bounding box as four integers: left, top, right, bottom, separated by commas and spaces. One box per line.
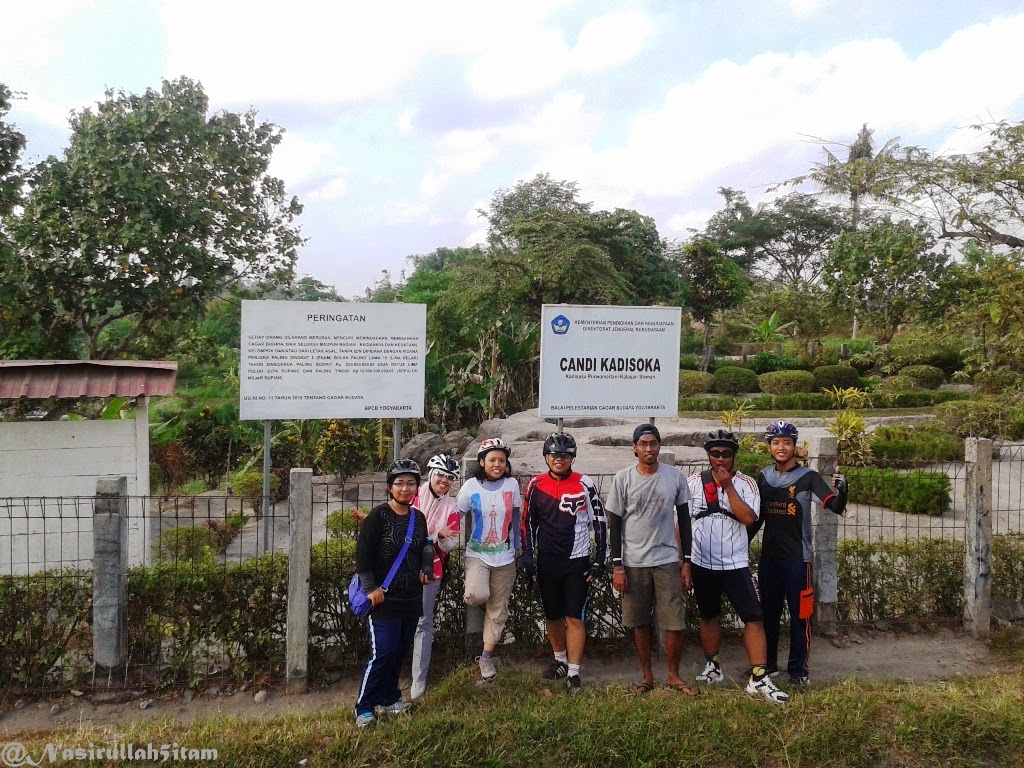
788, 675, 810, 687
743, 663, 779, 678
543, 660, 569, 680
410, 682, 426, 700
375, 700, 413, 715
355, 712, 375, 728
566, 674, 583, 694
477, 655, 497, 681
746, 675, 790, 704
695, 660, 724, 684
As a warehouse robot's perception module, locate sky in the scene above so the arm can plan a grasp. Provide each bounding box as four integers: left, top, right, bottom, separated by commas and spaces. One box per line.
4, 1, 1024, 298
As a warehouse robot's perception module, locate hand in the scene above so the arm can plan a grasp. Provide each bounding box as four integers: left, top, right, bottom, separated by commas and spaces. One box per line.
711, 465, 733, 488
368, 588, 385, 607
585, 562, 604, 583
681, 561, 692, 591
419, 572, 431, 585
521, 562, 536, 586
612, 567, 627, 593
437, 524, 456, 540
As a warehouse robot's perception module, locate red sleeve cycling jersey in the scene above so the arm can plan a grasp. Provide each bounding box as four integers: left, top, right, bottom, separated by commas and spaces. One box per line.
522, 471, 607, 565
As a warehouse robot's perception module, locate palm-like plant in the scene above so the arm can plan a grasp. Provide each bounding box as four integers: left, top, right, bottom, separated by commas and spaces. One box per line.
742, 311, 795, 349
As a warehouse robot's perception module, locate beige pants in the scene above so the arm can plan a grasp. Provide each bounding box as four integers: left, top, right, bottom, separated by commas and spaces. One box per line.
464, 557, 517, 645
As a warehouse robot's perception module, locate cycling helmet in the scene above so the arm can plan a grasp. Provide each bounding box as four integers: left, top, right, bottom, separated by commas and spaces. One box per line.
764, 421, 799, 444
426, 453, 460, 479
477, 437, 512, 461
542, 432, 577, 456
386, 458, 421, 485
703, 429, 739, 452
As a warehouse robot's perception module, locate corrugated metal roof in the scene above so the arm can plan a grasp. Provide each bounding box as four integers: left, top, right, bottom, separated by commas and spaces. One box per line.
0, 360, 178, 399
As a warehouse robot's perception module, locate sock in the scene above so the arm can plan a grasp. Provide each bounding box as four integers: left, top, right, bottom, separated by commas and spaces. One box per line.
567, 663, 580, 678
481, 650, 493, 659
751, 664, 767, 681
706, 654, 720, 667
554, 651, 568, 665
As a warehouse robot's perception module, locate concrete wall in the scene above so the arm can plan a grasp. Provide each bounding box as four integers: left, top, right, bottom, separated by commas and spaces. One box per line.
0, 417, 151, 575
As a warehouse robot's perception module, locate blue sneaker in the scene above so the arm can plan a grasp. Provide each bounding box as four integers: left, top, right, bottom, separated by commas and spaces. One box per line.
355, 712, 375, 728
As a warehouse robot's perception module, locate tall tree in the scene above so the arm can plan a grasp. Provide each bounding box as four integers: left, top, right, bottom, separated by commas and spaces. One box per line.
9, 77, 304, 359
823, 218, 948, 343
675, 238, 749, 368
481, 172, 591, 251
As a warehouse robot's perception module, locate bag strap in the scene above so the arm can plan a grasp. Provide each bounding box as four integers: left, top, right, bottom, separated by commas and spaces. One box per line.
381, 509, 417, 592
694, 469, 736, 520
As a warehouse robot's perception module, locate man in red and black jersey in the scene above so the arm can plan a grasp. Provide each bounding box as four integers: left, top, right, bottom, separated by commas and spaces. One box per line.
522, 432, 608, 693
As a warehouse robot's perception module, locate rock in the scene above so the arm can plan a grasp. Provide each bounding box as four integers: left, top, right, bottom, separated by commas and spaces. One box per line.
905, 621, 922, 635
829, 636, 850, 649
240, 683, 250, 693
400, 432, 451, 470
50, 703, 61, 715
13, 699, 25, 710
993, 597, 1024, 623
328, 670, 345, 684
206, 686, 221, 698
996, 617, 1012, 629
139, 699, 153, 710
873, 620, 892, 632
443, 430, 474, 455
254, 690, 269, 704
70, 689, 84, 697
89, 691, 136, 705
183, 689, 195, 703
848, 632, 864, 644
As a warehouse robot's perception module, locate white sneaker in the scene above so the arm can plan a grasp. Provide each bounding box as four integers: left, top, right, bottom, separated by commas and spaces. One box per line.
410, 682, 426, 700
746, 675, 790, 704
375, 700, 413, 715
696, 660, 724, 684
477, 655, 497, 681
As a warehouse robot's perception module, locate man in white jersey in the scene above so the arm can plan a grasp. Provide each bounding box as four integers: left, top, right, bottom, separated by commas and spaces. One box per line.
683, 430, 788, 704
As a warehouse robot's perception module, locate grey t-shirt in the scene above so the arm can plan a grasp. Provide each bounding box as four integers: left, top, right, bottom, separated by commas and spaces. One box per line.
606, 462, 690, 568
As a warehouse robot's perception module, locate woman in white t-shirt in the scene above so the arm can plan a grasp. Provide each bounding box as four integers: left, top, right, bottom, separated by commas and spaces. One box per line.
455, 438, 522, 683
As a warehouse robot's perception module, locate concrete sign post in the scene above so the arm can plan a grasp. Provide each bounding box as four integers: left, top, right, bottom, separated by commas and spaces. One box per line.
539, 305, 682, 419
239, 300, 427, 420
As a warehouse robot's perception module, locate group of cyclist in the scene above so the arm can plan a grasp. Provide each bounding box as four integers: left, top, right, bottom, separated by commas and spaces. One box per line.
352, 420, 847, 726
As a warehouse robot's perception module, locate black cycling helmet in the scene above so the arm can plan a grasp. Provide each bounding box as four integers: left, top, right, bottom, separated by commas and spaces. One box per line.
542, 432, 577, 456
386, 458, 421, 486
703, 429, 739, 452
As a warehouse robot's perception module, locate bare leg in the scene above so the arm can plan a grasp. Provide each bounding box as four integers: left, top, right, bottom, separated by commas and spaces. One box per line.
742, 621, 768, 667
664, 629, 685, 686
546, 619, 567, 654
698, 618, 720, 658
565, 617, 585, 665
632, 626, 655, 685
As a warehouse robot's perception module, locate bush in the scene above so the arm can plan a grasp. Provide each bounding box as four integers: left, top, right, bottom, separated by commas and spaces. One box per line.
870, 424, 963, 466
713, 366, 760, 395
679, 354, 701, 371
233, 471, 282, 518
933, 398, 1018, 439
179, 405, 244, 486
884, 328, 964, 376
316, 419, 375, 481
325, 508, 366, 539
899, 364, 945, 389
875, 375, 922, 394
844, 466, 951, 516
758, 370, 816, 395
813, 365, 861, 392
679, 370, 714, 397
748, 353, 804, 374
975, 368, 1021, 395
156, 525, 218, 563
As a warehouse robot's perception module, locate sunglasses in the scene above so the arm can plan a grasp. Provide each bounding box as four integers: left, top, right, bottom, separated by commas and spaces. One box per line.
548, 452, 573, 460
708, 450, 734, 459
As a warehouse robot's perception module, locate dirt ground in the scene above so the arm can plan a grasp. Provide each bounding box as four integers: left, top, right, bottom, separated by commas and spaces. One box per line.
1, 626, 1015, 737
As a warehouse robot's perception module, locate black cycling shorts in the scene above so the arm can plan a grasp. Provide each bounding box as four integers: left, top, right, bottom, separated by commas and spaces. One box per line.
537, 555, 590, 621
691, 564, 763, 623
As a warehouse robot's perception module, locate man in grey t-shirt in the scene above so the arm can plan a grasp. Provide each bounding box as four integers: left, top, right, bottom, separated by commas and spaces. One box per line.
606, 424, 697, 696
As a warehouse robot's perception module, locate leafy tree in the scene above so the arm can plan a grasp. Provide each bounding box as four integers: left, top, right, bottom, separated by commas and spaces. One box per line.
0, 84, 25, 217
9, 77, 304, 359
823, 219, 948, 343
675, 238, 749, 368
481, 173, 591, 250
890, 119, 1024, 250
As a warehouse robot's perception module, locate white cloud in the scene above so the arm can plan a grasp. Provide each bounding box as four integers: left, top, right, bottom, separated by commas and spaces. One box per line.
396, 107, 418, 136
268, 135, 337, 188
788, 0, 823, 17
306, 177, 349, 203
572, 11, 655, 72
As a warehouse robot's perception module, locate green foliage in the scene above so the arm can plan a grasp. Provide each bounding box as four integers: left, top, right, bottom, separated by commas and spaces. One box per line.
828, 409, 874, 466
932, 398, 1021, 439
898, 364, 944, 389
8, 77, 303, 360
315, 419, 375, 481
875, 375, 922, 394
748, 352, 804, 374
757, 369, 816, 395
824, 386, 871, 409
326, 508, 366, 539
870, 424, 964, 466
678, 370, 714, 397
813, 364, 861, 391
157, 525, 218, 564
150, 442, 192, 492
974, 369, 1021, 396
712, 365, 759, 395
679, 353, 701, 370
0, 570, 91, 687
844, 467, 951, 516
179, 404, 245, 486
678, 390, 967, 413
884, 328, 964, 376
720, 401, 757, 431
232, 471, 281, 518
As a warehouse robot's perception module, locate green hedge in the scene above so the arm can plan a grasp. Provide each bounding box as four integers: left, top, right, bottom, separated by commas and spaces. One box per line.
844, 466, 951, 516
678, 370, 714, 397
678, 391, 967, 413
748, 353, 806, 374
899, 364, 945, 389
875, 375, 923, 393
813, 364, 861, 391
713, 366, 760, 394
870, 424, 963, 466
758, 370, 816, 395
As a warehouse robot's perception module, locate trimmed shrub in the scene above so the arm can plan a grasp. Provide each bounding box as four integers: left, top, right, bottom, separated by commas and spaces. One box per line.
844, 466, 951, 516
157, 525, 218, 563
884, 329, 964, 376
975, 368, 1021, 395
679, 354, 701, 371
758, 370, 816, 395
933, 398, 1016, 439
713, 366, 760, 395
679, 370, 714, 397
748, 353, 804, 374
233, 471, 282, 518
899, 364, 945, 389
870, 424, 963, 466
875, 375, 922, 393
813, 365, 861, 392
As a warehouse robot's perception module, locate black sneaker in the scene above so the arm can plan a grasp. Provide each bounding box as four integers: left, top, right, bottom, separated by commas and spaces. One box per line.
566, 674, 583, 694
543, 661, 569, 680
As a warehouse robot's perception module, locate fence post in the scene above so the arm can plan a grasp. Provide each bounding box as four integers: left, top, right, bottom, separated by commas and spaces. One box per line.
809, 435, 839, 636
964, 438, 993, 639
93, 476, 128, 685
286, 468, 313, 694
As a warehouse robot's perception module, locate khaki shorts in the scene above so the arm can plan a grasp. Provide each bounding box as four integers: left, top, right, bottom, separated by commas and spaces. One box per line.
621, 562, 686, 631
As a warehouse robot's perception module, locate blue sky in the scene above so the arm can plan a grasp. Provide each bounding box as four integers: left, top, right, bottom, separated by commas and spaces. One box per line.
5, 1, 1024, 298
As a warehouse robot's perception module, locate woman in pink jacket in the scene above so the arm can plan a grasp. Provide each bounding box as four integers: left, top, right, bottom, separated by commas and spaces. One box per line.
410, 453, 461, 700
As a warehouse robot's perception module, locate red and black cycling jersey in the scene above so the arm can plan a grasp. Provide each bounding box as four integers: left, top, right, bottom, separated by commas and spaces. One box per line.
522, 471, 607, 565
753, 466, 838, 562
